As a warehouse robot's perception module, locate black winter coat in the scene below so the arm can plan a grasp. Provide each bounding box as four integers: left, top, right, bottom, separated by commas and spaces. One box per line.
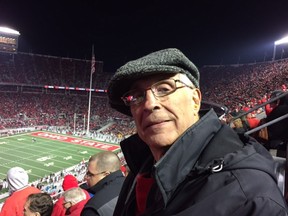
81, 170, 125, 216
113, 110, 288, 216
266, 103, 288, 141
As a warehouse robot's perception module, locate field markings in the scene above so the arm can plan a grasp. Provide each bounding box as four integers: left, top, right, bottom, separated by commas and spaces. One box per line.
0, 163, 42, 178
30, 131, 120, 151
0, 132, 116, 180
0, 141, 81, 169
0, 151, 63, 172
0, 137, 83, 179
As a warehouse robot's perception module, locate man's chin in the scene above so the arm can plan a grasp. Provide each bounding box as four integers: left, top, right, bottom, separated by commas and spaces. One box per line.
145, 135, 175, 148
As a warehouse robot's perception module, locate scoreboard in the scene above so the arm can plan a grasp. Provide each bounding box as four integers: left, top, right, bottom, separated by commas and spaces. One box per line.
0, 27, 20, 53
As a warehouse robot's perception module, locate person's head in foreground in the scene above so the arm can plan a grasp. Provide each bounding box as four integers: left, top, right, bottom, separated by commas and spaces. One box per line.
23, 193, 53, 216
7, 166, 29, 194
85, 151, 121, 188
62, 174, 78, 191
62, 187, 86, 210
108, 48, 201, 161
107, 48, 288, 216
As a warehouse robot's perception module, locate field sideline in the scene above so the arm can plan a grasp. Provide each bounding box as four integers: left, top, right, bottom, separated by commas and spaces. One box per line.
0, 131, 120, 183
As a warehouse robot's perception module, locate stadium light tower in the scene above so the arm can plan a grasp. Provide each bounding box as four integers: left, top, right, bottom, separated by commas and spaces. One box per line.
0, 26, 20, 53
273, 35, 288, 61
0, 26, 20, 35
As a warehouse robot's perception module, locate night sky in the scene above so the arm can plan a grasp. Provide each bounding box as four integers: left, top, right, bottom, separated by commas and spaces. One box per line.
1, 0, 288, 72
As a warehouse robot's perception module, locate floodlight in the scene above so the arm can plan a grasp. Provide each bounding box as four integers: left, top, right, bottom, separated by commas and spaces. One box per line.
275, 36, 288, 45
273, 35, 288, 60
0, 27, 20, 35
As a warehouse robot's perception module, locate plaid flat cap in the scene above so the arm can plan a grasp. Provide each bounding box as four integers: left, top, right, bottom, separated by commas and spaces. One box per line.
107, 48, 200, 116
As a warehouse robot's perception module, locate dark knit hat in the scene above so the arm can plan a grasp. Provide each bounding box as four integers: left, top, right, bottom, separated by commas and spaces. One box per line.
62, 174, 78, 191
108, 48, 200, 116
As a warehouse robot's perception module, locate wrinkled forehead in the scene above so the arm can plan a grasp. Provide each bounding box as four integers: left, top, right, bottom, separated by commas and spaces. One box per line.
130, 73, 180, 90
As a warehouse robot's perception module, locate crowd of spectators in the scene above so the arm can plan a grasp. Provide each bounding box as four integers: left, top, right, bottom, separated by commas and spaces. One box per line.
201, 59, 288, 112
0, 51, 288, 214
0, 52, 107, 89
0, 51, 288, 139
0, 91, 132, 139
0, 150, 128, 212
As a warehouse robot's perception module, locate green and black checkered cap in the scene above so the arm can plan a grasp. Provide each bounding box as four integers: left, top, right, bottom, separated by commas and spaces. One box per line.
107, 48, 200, 116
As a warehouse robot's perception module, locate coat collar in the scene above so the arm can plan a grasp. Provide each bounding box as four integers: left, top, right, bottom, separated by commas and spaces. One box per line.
121, 109, 222, 203
87, 170, 123, 195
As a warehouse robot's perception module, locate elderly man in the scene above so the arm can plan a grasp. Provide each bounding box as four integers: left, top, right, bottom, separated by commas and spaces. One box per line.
107, 48, 288, 215
52, 174, 90, 216
63, 187, 89, 216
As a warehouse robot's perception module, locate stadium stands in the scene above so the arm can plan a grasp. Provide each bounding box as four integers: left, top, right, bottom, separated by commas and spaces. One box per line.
1, 52, 288, 140
1, 51, 288, 209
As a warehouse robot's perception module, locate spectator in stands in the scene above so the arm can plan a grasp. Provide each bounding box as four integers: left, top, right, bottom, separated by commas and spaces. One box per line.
107, 48, 288, 215
0, 178, 8, 191
0, 167, 41, 216
227, 110, 250, 134
264, 90, 288, 157
23, 192, 53, 216
52, 174, 81, 216
63, 187, 89, 216
120, 164, 130, 177
246, 112, 260, 129
265, 99, 274, 116
81, 151, 125, 216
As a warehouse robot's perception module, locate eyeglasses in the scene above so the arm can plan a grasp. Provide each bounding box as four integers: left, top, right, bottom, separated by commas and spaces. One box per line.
85, 170, 107, 178
121, 79, 194, 106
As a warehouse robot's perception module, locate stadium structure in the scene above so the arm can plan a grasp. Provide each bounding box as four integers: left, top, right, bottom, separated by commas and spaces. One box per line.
1, 28, 288, 207
0, 27, 20, 53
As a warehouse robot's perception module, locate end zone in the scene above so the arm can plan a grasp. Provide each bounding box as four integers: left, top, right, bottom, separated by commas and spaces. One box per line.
30, 132, 120, 151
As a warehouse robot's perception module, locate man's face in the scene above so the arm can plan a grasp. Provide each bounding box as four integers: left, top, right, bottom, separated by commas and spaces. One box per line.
130, 74, 201, 159
84, 161, 104, 188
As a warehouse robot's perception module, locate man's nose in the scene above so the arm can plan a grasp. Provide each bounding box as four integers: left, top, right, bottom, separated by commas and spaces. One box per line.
143, 90, 160, 110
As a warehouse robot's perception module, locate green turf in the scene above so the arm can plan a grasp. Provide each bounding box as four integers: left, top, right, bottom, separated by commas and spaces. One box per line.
0, 132, 119, 185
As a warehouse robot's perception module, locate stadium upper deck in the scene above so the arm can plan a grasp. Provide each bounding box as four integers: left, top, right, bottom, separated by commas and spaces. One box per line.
0, 52, 107, 88
0, 51, 288, 134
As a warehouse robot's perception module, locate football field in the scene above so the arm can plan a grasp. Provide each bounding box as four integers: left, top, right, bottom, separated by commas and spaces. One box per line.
0, 131, 120, 184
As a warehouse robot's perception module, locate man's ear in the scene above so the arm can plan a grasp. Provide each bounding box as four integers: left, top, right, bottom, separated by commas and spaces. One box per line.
35, 212, 41, 216
192, 88, 202, 110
